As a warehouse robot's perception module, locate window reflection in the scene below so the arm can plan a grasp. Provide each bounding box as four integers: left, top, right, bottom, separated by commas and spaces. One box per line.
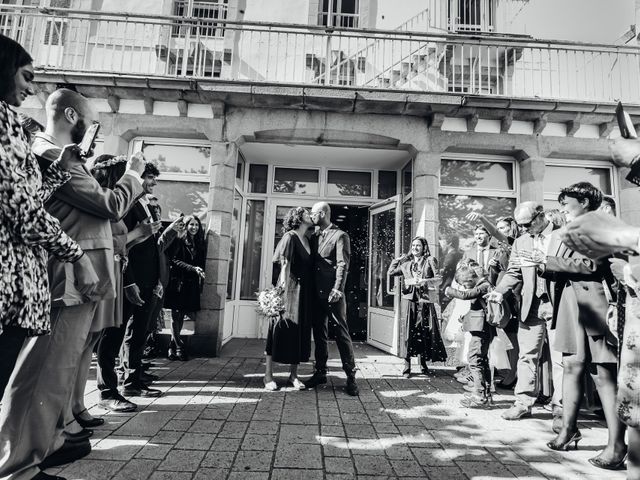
438, 194, 517, 251
327, 170, 371, 197
240, 200, 265, 300
153, 181, 208, 219
273, 168, 319, 195
227, 192, 242, 300
370, 208, 395, 310
440, 160, 513, 191
141, 143, 210, 175
544, 165, 612, 196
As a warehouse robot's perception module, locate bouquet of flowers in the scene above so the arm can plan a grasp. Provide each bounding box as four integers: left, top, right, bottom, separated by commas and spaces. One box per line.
256, 285, 287, 325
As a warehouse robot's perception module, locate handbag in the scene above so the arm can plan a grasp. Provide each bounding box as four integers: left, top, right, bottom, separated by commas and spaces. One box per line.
602, 279, 618, 340
486, 298, 512, 329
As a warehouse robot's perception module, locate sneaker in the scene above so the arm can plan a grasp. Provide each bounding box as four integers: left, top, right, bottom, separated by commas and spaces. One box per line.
99, 395, 138, 413
304, 372, 327, 389
122, 385, 162, 398
167, 349, 178, 361
460, 394, 492, 409
456, 374, 473, 385
501, 403, 532, 420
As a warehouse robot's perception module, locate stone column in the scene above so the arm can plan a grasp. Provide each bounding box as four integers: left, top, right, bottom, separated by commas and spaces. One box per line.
518, 156, 545, 204
192, 141, 236, 356
98, 113, 129, 156
413, 150, 440, 248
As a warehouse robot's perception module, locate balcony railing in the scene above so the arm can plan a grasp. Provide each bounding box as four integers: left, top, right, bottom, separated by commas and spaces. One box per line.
2, 5, 640, 105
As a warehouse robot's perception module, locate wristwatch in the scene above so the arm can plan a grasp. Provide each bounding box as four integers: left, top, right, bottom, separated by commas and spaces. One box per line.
625, 153, 640, 186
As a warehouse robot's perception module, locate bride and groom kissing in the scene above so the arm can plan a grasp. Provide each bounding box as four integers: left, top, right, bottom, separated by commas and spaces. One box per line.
263, 202, 359, 396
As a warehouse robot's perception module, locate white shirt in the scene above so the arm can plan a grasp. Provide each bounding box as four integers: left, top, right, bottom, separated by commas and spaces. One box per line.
533, 222, 554, 255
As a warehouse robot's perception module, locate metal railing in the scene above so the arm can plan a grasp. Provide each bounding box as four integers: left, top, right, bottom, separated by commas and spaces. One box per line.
1, 5, 639, 104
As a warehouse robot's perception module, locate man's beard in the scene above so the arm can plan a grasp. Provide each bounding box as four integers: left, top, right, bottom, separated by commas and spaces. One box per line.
70, 120, 86, 144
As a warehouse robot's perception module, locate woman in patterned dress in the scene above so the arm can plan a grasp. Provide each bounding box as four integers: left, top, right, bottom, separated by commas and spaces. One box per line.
0, 35, 98, 403
388, 236, 447, 377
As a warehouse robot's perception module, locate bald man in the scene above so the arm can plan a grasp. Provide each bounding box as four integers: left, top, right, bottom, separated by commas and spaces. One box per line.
486, 201, 561, 421
0, 89, 145, 480
305, 202, 359, 396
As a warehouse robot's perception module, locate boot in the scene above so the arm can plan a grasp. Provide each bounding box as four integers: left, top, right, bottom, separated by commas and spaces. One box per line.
402, 359, 411, 378
346, 374, 359, 396
304, 371, 327, 389
420, 356, 429, 375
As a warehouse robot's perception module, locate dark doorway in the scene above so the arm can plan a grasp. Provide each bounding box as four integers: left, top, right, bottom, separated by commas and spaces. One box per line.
330, 203, 368, 341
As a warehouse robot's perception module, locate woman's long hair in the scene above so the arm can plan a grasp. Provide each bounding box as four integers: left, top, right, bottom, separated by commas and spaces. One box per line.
0, 34, 33, 103
184, 215, 206, 252
91, 154, 127, 189
411, 236, 430, 257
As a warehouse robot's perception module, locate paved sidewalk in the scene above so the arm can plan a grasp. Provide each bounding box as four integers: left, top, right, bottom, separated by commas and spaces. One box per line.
46, 339, 625, 480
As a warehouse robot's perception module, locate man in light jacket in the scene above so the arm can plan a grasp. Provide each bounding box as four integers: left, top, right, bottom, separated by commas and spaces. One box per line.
0, 89, 145, 480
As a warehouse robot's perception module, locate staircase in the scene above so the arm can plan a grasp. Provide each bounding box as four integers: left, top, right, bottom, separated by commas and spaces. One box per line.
309, 6, 446, 86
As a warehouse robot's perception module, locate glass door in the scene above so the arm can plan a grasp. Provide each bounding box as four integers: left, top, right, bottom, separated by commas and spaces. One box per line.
367, 195, 402, 354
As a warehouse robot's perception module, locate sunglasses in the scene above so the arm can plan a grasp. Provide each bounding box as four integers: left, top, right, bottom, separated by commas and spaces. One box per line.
517, 211, 541, 229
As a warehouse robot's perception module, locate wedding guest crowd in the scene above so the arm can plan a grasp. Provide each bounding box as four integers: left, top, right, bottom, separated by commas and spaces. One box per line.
2, 32, 640, 480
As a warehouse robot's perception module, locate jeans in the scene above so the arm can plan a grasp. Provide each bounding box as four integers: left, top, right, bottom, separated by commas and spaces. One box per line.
312, 296, 356, 376
468, 330, 491, 396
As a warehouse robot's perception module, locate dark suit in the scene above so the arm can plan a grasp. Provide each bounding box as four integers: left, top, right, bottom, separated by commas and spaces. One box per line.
98, 200, 161, 397
311, 224, 356, 376
121, 201, 162, 389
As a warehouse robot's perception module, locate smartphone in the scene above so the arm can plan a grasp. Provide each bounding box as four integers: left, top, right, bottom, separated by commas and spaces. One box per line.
616, 101, 637, 139
78, 123, 100, 157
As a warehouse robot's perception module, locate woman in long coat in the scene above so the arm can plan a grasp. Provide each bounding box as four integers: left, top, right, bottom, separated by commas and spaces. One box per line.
388, 236, 447, 377
164, 215, 206, 361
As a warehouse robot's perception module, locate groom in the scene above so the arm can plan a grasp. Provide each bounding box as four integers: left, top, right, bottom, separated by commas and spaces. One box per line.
305, 202, 359, 396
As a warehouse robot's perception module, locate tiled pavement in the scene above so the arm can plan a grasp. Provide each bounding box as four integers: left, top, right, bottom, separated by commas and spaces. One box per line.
46, 339, 625, 480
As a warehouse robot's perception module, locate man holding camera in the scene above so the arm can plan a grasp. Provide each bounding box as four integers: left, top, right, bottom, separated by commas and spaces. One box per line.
0, 89, 145, 480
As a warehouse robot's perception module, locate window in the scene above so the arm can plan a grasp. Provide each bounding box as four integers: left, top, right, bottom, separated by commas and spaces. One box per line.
43, 19, 67, 45
378, 170, 397, 199
273, 168, 319, 195
318, 0, 359, 28
239, 200, 265, 300
130, 139, 210, 219
173, 0, 228, 37
327, 170, 371, 197
402, 161, 413, 196
439, 155, 518, 251
543, 163, 616, 211
227, 191, 242, 300
447, 0, 495, 32
248, 164, 268, 194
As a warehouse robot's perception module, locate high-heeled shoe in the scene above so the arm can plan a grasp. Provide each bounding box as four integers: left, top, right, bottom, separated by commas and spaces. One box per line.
546, 430, 582, 451
588, 453, 628, 470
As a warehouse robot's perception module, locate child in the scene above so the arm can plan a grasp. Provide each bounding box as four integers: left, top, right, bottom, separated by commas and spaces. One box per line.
445, 264, 494, 408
